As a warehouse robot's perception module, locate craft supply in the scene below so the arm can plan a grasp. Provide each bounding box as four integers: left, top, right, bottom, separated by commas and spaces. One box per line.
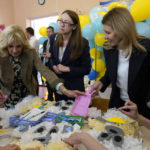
71, 87, 96, 117
55, 114, 85, 127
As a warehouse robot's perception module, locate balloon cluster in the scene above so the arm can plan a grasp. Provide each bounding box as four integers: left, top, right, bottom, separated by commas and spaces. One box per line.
82, 0, 150, 81
38, 22, 59, 45
80, 7, 107, 81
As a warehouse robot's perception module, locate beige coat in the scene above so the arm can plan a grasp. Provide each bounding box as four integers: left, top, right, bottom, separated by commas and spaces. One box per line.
0, 49, 63, 96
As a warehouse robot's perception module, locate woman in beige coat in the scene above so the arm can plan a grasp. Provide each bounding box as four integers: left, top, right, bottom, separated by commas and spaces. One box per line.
0, 25, 83, 109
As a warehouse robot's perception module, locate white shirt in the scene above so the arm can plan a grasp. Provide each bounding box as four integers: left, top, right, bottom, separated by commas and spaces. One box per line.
29, 36, 39, 54
116, 50, 130, 101
59, 47, 66, 62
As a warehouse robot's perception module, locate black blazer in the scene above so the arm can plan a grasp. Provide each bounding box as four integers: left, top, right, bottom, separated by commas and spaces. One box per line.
49, 34, 91, 92
100, 38, 150, 118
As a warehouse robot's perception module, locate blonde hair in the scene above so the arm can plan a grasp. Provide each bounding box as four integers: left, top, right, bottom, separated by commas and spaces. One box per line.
0, 24, 33, 57
102, 7, 147, 56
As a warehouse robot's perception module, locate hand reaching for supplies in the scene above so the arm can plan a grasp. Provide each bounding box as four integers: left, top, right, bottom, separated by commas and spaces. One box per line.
119, 100, 139, 120
63, 89, 85, 98
90, 81, 103, 97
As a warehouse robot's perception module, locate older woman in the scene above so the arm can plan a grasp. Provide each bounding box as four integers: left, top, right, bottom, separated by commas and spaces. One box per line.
91, 7, 150, 119
0, 25, 84, 109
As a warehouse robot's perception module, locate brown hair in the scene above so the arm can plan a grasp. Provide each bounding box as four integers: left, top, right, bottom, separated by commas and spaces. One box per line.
55, 10, 84, 61
102, 7, 147, 56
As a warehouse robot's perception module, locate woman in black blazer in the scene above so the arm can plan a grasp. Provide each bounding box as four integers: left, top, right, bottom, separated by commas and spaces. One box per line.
91, 7, 150, 119
49, 10, 91, 101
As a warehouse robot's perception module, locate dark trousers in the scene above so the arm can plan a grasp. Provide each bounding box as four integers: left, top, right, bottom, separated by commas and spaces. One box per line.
46, 82, 55, 101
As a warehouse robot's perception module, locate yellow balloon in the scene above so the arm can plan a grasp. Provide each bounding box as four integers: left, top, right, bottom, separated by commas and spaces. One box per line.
92, 59, 106, 73
108, 2, 127, 11
90, 48, 101, 59
42, 76, 46, 82
97, 11, 107, 17
94, 33, 106, 47
131, 0, 150, 22
39, 26, 47, 37
57, 16, 61, 21
96, 70, 106, 81
79, 15, 90, 29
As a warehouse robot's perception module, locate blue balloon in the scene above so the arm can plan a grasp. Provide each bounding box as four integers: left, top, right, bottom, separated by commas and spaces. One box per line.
88, 70, 99, 80
89, 6, 106, 23
49, 22, 59, 33
136, 22, 150, 37
146, 18, 150, 25
89, 40, 95, 49
96, 45, 103, 53
100, 56, 105, 62
91, 57, 94, 64
38, 37, 48, 45
82, 24, 96, 40
92, 17, 104, 33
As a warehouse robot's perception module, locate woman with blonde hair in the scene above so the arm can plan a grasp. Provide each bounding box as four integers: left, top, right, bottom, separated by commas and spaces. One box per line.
49, 10, 91, 101
91, 7, 150, 118
0, 25, 84, 109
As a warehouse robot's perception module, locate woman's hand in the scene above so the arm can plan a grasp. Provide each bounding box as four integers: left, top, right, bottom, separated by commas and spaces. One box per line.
0, 144, 21, 150
57, 64, 70, 72
64, 132, 83, 146
64, 90, 85, 98
147, 101, 150, 109
59, 86, 85, 98
43, 52, 51, 58
53, 65, 62, 74
90, 81, 103, 97
119, 100, 139, 120
64, 132, 108, 150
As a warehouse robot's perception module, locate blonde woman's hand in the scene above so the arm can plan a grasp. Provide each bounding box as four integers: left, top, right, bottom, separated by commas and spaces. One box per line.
63, 89, 85, 98
59, 86, 85, 98
119, 100, 139, 120
90, 81, 103, 97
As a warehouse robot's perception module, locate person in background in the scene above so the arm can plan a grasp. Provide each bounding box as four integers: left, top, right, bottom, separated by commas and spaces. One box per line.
42, 26, 55, 101
49, 10, 91, 101
26, 27, 40, 95
0, 25, 84, 109
26, 27, 39, 54
42, 26, 54, 62
119, 100, 150, 130
90, 7, 150, 119
64, 132, 107, 150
